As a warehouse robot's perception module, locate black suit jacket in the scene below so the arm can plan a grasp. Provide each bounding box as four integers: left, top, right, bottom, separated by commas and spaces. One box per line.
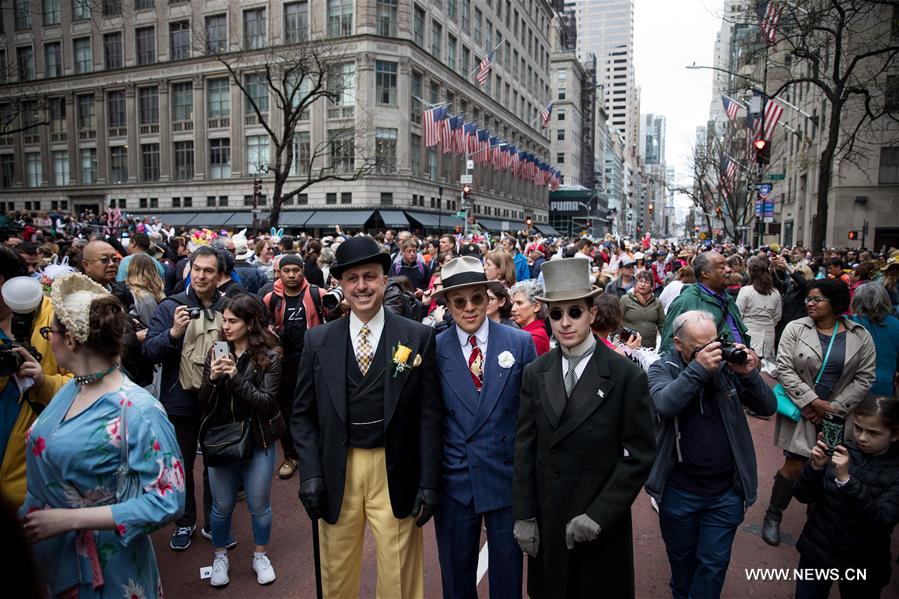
513, 341, 656, 598
292, 308, 442, 524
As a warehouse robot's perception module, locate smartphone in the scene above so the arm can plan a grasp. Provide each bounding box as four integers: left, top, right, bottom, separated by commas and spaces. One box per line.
212, 341, 230, 362
821, 413, 845, 456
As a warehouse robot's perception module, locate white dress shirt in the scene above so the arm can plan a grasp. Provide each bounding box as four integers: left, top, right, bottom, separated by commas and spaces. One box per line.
560, 335, 597, 382
349, 307, 385, 357
456, 318, 490, 365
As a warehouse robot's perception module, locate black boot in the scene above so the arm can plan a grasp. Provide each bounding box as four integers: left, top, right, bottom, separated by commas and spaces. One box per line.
761, 472, 795, 546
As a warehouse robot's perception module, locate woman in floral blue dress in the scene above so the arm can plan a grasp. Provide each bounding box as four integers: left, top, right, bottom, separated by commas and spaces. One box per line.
20, 273, 185, 598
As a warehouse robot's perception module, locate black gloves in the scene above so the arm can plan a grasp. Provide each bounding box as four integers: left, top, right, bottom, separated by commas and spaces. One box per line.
298, 477, 324, 521
411, 488, 440, 527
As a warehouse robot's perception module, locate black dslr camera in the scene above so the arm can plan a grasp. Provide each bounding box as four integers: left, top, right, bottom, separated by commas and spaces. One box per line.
0, 312, 43, 376
717, 336, 748, 364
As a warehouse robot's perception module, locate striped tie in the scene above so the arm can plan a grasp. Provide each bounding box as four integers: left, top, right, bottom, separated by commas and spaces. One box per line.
356, 325, 373, 376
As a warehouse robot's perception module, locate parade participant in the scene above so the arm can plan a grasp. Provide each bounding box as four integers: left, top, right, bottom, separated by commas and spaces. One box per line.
484, 248, 518, 288
513, 258, 655, 598
388, 238, 430, 292
659, 266, 695, 313
21, 274, 184, 598
761, 279, 876, 546
432, 257, 537, 599
292, 236, 442, 599
850, 282, 899, 396
199, 294, 284, 587
144, 246, 226, 550
509, 279, 550, 355
620, 271, 665, 349
116, 232, 166, 282
792, 396, 899, 599
605, 255, 636, 298
647, 311, 775, 599
660, 251, 748, 352
502, 237, 530, 282
486, 282, 517, 328
736, 257, 782, 374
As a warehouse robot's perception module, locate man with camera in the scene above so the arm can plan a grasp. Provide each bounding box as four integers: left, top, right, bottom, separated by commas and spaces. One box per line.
646, 310, 775, 599
0, 247, 71, 507
144, 245, 226, 551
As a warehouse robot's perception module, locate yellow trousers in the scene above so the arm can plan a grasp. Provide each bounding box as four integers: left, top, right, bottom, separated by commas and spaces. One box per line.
319, 447, 424, 599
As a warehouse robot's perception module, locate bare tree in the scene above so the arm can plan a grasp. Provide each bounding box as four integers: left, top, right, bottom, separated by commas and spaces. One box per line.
206, 38, 381, 228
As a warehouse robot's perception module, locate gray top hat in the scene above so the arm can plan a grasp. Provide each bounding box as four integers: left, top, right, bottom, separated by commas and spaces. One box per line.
535, 258, 602, 302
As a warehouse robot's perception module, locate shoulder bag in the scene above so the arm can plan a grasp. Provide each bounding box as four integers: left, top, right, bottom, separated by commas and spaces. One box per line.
774, 321, 838, 422
200, 387, 253, 467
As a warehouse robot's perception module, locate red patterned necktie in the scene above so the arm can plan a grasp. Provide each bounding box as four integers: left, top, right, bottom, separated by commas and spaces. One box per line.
468, 335, 483, 391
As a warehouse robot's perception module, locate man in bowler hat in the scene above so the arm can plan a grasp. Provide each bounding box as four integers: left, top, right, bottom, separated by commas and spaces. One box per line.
292, 236, 442, 598
513, 258, 656, 598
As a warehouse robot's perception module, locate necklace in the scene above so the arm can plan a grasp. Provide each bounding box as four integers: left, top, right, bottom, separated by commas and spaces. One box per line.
73, 364, 119, 386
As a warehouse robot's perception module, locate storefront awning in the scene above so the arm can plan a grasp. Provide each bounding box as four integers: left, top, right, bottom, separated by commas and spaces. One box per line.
148, 212, 195, 226
405, 211, 463, 229
474, 218, 514, 232
225, 212, 269, 227
187, 212, 235, 226
534, 223, 561, 237
377, 210, 409, 228
278, 210, 315, 227
303, 210, 374, 228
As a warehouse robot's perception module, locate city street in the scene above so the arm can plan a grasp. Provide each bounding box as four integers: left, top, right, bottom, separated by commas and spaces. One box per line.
154, 415, 899, 598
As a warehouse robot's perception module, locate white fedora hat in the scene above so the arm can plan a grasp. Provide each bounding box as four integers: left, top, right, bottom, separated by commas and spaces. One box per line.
535, 258, 602, 303
433, 256, 489, 297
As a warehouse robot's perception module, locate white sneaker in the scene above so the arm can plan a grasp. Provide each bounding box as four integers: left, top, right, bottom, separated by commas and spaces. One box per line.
211, 552, 229, 587
253, 553, 276, 585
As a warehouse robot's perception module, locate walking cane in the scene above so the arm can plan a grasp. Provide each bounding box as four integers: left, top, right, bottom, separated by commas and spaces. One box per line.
312, 518, 323, 599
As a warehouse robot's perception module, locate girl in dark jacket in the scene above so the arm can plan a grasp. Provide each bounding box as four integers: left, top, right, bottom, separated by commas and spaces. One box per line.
793, 395, 899, 599
199, 294, 284, 588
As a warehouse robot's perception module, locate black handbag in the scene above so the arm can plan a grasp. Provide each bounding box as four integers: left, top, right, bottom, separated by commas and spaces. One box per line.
201, 391, 253, 467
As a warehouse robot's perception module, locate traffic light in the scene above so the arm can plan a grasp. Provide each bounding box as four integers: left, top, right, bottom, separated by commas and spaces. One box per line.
848, 230, 860, 241
462, 184, 472, 201
716, 206, 723, 219
525, 216, 533, 229
648, 203, 654, 216
754, 138, 771, 164
253, 178, 262, 198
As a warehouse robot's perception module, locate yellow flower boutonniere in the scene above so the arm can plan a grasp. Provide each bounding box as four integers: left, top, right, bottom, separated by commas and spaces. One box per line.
392, 344, 413, 378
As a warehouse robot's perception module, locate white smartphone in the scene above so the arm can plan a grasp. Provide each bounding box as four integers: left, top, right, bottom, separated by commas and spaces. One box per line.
212, 341, 229, 362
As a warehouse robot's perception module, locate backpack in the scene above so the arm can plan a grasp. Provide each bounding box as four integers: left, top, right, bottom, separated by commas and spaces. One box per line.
264, 285, 322, 334
169, 293, 224, 392
385, 281, 422, 322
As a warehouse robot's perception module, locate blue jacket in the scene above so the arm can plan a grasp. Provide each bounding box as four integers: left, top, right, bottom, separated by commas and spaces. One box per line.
513, 252, 530, 282
436, 320, 537, 513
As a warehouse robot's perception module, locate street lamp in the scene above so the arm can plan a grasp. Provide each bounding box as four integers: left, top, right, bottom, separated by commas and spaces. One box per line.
685, 64, 765, 90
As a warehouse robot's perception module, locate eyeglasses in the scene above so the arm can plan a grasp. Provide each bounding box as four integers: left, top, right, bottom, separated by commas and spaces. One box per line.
450, 292, 487, 311
84, 256, 121, 265
39, 326, 65, 340
549, 306, 586, 321
804, 296, 830, 304
487, 294, 499, 302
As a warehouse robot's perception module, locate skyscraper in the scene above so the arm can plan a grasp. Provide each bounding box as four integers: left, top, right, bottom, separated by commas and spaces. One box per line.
640, 114, 667, 165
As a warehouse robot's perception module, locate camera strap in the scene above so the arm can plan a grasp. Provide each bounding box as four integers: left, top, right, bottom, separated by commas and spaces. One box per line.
814, 321, 840, 385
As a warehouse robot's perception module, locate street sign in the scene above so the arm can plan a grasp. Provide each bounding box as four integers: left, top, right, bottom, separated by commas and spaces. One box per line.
455, 211, 466, 218
460, 174, 473, 184
766, 173, 785, 180
466, 159, 474, 170
757, 183, 772, 199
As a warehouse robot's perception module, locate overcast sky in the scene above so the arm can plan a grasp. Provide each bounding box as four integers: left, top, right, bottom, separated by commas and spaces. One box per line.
633, 0, 725, 193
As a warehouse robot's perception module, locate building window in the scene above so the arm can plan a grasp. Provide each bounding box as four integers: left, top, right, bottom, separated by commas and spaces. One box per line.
172, 82, 193, 122
556, 152, 564, 164
245, 73, 269, 115
205, 14, 227, 54
474, 8, 482, 42
879, 147, 899, 184
173, 141, 194, 180
206, 196, 216, 207
410, 133, 421, 176
461, 46, 470, 75
72, 0, 90, 20
17, 46, 34, 81
328, 128, 354, 173
52, 151, 68, 186
376, 0, 397, 37
246, 135, 269, 174
77, 94, 95, 131
326, 192, 336, 205
557, 129, 565, 141
25, 152, 41, 187
375, 128, 397, 173
109, 146, 128, 183
170, 20, 190, 60
1, 156, 14, 188
49, 97, 66, 135
557, 86, 566, 100
104, 32, 123, 69
73, 37, 92, 74
135, 0, 152, 9
15, 0, 32, 30
243, 8, 266, 49
107, 90, 126, 129
887, 75, 899, 113
447, 0, 457, 19
447, 35, 457, 71
139, 87, 158, 124
183, 196, 192, 208
136, 27, 155, 65
141, 143, 160, 181
80, 148, 97, 184
411, 71, 422, 120
557, 109, 565, 121
284, 1, 308, 43
172, 197, 180, 208
427, 148, 437, 180
44, 42, 61, 78
102, 0, 120, 17
380, 192, 393, 206
327, 0, 353, 38
327, 62, 355, 117
207, 78, 230, 121
290, 131, 310, 176
209, 138, 230, 179
431, 20, 442, 59
297, 193, 308, 205
462, 0, 470, 32
375, 61, 397, 105
413, 5, 425, 47
341, 192, 352, 204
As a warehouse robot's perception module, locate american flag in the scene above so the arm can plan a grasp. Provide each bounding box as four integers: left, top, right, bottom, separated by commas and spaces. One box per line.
489, 136, 499, 168
464, 122, 478, 155
721, 95, 741, 122
438, 114, 453, 153
540, 103, 553, 128
762, 97, 784, 141
476, 129, 489, 164
476, 51, 494, 87
720, 156, 737, 196
423, 106, 447, 147
450, 117, 465, 154
756, 1, 784, 45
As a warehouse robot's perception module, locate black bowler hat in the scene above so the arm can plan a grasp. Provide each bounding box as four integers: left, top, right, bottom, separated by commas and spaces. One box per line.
330, 236, 392, 280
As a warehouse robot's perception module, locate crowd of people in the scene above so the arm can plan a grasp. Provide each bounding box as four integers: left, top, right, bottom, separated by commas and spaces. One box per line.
0, 207, 897, 598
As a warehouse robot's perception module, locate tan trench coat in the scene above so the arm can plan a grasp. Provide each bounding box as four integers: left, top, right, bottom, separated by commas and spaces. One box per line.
774, 316, 876, 457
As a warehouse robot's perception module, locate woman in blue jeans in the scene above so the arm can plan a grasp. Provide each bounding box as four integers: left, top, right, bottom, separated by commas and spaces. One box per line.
199, 294, 284, 587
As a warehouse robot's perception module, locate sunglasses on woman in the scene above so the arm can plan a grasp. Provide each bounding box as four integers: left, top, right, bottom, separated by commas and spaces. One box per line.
549, 306, 586, 321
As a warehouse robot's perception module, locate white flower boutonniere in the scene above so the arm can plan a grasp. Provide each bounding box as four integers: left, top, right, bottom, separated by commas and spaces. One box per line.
497, 351, 515, 369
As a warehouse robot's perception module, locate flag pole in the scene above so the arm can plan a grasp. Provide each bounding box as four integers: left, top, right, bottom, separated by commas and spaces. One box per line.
466, 41, 504, 81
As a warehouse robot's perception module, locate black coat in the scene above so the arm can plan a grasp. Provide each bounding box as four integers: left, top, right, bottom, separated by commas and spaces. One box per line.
292, 309, 442, 524
198, 349, 285, 449
794, 441, 899, 587
513, 341, 656, 599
